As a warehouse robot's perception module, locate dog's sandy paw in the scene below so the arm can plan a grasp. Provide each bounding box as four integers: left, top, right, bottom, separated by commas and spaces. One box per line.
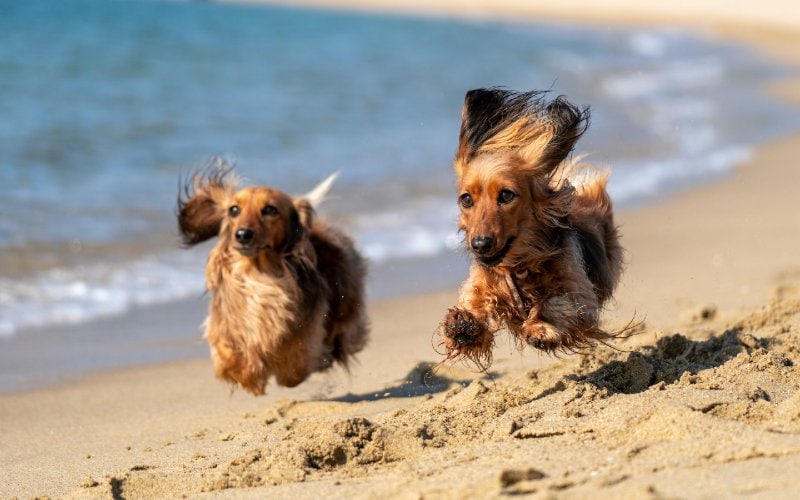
443, 308, 483, 346
520, 319, 566, 352
440, 308, 494, 370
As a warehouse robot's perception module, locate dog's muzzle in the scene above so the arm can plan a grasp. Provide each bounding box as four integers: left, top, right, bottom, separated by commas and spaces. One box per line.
234, 227, 260, 255
235, 227, 255, 244
473, 236, 515, 266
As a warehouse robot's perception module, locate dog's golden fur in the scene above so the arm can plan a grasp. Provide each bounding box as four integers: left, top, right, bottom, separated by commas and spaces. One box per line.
440, 88, 624, 369
177, 162, 368, 395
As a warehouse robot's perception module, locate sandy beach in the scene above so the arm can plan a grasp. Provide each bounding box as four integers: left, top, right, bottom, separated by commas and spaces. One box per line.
3, 1, 800, 498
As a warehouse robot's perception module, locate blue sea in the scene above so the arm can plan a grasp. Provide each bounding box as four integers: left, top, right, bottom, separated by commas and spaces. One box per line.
1, 0, 798, 340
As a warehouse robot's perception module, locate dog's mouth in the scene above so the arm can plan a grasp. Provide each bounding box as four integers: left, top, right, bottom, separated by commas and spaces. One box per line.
475, 237, 515, 267
235, 244, 272, 257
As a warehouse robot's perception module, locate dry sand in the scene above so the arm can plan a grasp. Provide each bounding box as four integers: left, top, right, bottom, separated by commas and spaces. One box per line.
3, 2, 800, 498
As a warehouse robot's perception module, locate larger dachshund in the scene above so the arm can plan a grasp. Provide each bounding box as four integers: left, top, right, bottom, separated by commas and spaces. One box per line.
178, 162, 368, 395
441, 88, 624, 369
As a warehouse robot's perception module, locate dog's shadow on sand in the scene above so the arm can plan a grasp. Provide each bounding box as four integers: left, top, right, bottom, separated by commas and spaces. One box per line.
543, 326, 778, 398
332, 327, 779, 403
329, 361, 496, 403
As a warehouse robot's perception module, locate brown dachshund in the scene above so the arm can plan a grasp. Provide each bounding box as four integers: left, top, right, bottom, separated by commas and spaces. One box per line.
178, 162, 368, 395
440, 88, 624, 370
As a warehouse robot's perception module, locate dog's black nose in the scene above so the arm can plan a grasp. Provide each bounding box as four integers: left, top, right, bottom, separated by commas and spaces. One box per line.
235, 227, 255, 245
470, 236, 494, 254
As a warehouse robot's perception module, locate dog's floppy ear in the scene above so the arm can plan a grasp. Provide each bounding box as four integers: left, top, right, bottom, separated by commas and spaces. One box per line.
177, 161, 236, 246
283, 198, 314, 253
519, 96, 590, 176
455, 88, 531, 177
454, 88, 589, 177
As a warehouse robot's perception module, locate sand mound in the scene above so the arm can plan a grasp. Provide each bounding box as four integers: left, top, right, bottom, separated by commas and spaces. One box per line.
70, 299, 800, 498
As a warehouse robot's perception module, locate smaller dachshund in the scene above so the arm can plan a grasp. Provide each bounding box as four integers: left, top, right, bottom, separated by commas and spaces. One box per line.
440, 88, 625, 370
177, 161, 368, 395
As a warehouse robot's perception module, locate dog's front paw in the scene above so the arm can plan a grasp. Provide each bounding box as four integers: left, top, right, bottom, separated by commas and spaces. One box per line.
443, 307, 482, 346
439, 308, 493, 369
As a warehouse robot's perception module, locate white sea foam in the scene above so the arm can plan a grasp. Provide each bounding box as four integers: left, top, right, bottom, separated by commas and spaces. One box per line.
352, 198, 461, 262
609, 146, 752, 202
0, 251, 207, 337
603, 59, 724, 99
628, 32, 668, 58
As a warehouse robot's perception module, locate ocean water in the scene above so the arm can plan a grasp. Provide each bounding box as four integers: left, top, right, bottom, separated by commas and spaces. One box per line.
1, 0, 798, 337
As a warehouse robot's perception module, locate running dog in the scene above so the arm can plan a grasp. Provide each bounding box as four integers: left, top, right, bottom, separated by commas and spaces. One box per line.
178, 162, 368, 395
440, 88, 624, 369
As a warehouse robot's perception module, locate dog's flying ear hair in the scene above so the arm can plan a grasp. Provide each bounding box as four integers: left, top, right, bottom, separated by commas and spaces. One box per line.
526, 96, 590, 175
457, 88, 545, 161
177, 160, 236, 246
455, 88, 589, 177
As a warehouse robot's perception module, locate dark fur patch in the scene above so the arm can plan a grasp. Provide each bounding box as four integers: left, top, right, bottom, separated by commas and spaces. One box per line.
310, 230, 364, 364
286, 255, 326, 330
282, 207, 302, 254
311, 231, 353, 324
574, 225, 611, 301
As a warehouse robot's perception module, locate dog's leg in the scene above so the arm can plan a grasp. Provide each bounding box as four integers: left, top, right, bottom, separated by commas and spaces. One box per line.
441, 276, 499, 368
274, 339, 313, 388
274, 313, 328, 387
208, 338, 270, 396
442, 306, 491, 350
520, 291, 600, 351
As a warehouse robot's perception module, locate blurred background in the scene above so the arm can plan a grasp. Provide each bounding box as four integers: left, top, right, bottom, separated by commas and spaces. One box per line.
0, 0, 797, 391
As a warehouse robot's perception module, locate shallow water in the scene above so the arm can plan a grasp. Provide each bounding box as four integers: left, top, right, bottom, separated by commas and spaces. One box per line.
0, 0, 798, 336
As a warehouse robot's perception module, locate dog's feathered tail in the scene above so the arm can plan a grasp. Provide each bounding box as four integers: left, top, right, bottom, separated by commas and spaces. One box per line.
554, 156, 612, 210
302, 171, 339, 208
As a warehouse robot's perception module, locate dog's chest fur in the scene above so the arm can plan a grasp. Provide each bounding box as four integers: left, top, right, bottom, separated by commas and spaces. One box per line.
204, 245, 311, 352
493, 232, 585, 321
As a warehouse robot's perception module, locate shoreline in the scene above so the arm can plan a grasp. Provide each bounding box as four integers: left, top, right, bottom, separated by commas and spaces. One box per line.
0, 250, 472, 396
3, 2, 800, 498
223, 0, 800, 52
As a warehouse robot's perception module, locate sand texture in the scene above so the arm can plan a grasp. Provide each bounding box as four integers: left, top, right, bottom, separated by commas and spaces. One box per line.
62, 297, 800, 499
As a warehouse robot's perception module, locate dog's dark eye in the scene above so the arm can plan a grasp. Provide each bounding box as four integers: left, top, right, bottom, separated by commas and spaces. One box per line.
261, 205, 278, 217
229, 205, 240, 217
459, 193, 473, 209
498, 189, 516, 204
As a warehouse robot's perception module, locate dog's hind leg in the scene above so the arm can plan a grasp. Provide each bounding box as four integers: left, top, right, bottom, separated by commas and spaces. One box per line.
274, 343, 313, 388
519, 292, 601, 352
326, 307, 369, 370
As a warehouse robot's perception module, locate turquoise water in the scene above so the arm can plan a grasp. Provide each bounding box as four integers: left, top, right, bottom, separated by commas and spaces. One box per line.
0, 0, 798, 336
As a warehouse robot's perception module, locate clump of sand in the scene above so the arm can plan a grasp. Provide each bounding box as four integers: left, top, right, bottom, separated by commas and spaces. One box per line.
71, 299, 800, 498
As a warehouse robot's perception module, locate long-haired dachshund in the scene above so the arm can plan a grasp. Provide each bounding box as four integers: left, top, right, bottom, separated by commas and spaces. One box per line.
177, 162, 368, 395
440, 88, 625, 370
